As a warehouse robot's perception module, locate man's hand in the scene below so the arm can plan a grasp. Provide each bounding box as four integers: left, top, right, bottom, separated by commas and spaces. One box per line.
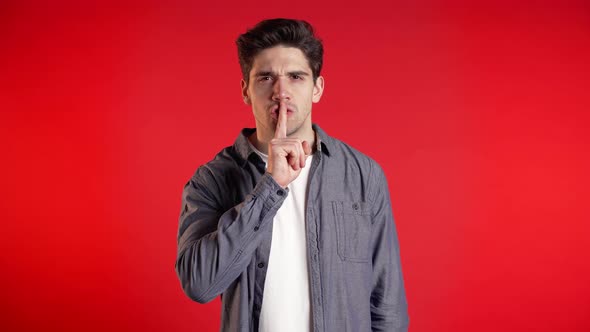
266, 101, 312, 188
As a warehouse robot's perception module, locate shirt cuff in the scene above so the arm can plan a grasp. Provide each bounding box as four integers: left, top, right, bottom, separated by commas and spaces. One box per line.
250, 172, 289, 222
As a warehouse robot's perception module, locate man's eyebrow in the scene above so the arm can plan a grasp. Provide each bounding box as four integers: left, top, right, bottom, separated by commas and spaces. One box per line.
253, 71, 274, 77
287, 71, 310, 76
252, 70, 311, 77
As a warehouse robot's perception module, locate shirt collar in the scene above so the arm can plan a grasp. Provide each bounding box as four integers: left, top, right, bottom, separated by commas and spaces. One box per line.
233, 123, 332, 167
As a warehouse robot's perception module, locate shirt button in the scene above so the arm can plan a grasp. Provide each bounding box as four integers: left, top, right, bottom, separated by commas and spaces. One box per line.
254, 226, 259, 231
258, 262, 265, 268
277, 189, 284, 196
353, 203, 359, 210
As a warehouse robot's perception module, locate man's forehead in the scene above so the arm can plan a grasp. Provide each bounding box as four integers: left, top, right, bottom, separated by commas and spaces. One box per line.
250, 46, 312, 73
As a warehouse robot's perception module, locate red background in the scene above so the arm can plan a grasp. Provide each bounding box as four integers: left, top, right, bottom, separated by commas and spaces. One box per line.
2, 1, 589, 331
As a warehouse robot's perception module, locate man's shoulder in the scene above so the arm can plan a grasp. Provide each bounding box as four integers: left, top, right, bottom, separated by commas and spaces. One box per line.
191, 144, 244, 180
314, 123, 379, 165
189, 127, 260, 183
326, 134, 383, 172
321, 131, 389, 204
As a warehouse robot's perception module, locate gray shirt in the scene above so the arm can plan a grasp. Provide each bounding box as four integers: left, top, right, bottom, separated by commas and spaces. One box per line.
175, 124, 409, 331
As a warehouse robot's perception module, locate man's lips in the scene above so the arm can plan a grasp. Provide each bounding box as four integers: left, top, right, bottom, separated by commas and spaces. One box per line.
270, 105, 295, 119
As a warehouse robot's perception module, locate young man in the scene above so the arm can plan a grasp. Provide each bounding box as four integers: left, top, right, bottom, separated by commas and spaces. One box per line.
175, 18, 409, 332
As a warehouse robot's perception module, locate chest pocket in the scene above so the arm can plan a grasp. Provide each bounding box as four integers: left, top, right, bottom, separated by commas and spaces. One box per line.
332, 201, 372, 263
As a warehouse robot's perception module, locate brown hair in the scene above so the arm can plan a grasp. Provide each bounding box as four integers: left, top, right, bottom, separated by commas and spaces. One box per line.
236, 18, 324, 83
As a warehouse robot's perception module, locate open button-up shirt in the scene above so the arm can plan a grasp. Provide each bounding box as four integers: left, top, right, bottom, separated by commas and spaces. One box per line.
175, 124, 409, 331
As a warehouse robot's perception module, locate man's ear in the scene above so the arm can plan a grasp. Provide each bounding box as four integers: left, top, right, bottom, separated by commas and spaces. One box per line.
312, 76, 324, 103
241, 79, 251, 105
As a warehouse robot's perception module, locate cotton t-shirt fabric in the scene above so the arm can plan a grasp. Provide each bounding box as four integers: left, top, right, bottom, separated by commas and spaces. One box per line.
247, 141, 313, 332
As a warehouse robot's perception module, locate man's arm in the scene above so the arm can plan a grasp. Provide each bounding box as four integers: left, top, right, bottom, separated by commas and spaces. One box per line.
175, 167, 286, 304
369, 163, 410, 331
176, 102, 310, 304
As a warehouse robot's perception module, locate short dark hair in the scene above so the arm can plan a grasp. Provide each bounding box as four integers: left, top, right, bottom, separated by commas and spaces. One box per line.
236, 18, 323, 83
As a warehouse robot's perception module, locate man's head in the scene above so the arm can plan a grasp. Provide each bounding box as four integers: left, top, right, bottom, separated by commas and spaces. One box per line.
237, 18, 325, 144
236, 18, 323, 84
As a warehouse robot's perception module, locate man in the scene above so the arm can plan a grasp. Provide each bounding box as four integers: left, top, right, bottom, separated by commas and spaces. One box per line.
175, 18, 409, 331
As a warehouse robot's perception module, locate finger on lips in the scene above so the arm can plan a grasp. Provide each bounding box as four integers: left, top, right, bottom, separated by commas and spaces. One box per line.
274, 101, 288, 139
271, 101, 312, 172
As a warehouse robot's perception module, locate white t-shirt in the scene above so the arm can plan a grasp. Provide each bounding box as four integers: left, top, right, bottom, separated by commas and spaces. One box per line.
249, 141, 313, 332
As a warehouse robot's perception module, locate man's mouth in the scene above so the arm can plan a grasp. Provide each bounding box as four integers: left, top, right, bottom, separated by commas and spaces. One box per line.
270, 105, 295, 119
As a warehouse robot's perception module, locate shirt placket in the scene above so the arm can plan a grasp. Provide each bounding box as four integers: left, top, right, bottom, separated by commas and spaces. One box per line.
305, 150, 324, 332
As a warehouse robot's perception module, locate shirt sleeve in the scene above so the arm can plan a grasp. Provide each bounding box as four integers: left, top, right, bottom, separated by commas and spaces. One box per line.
175, 166, 287, 304
369, 163, 410, 332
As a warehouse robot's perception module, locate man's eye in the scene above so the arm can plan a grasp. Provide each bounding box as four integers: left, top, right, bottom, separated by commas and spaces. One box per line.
292, 75, 302, 80
258, 76, 272, 82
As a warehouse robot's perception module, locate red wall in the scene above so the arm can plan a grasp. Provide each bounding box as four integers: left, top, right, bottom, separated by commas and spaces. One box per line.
2, 1, 589, 331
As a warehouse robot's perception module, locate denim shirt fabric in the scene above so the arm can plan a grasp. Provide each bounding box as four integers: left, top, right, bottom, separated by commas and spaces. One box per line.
175, 124, 409, 331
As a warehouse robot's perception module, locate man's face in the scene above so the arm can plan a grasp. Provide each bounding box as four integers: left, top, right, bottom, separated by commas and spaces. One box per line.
241, 46, 324, 141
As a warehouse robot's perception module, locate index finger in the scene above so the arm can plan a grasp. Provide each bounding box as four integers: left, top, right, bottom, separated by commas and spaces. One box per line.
274, 101, 288, 139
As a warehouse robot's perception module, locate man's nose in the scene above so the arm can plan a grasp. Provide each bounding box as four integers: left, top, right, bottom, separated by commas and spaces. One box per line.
272, 77, 290, 101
